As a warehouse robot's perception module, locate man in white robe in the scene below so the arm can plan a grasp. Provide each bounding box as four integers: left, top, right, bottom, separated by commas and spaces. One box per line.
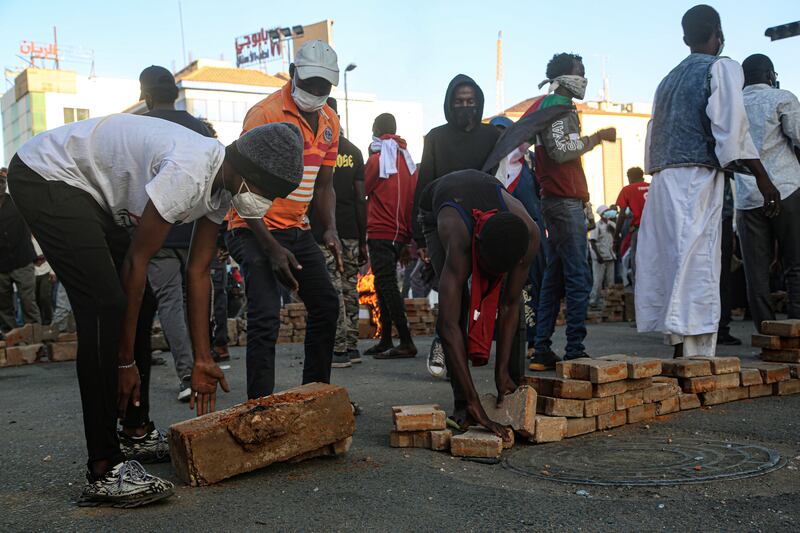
636, 4, 779, 357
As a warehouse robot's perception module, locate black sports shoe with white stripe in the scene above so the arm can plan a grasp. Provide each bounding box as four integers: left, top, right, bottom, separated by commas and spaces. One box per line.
118, 424, 170, 463
77, 460, 174, 508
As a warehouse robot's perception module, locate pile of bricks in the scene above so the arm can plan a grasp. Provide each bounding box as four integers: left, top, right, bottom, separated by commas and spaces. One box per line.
0, 324, 78, 367
599, 285, 626, 322
754, 319, 800, 364
405, 298, 436, 337
277, 303, 306, 344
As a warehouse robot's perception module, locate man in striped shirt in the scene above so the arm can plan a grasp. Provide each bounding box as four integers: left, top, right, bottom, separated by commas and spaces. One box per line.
226, 40, 343, 399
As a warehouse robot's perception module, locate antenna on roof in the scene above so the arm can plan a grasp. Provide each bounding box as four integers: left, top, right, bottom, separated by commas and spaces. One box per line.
178, 1, 187, 68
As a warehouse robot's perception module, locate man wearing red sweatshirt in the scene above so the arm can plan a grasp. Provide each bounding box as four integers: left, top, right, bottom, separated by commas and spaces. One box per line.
364, 113, 418, 358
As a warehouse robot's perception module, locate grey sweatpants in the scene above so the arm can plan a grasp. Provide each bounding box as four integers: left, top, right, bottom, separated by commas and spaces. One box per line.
0, 264, 41, 331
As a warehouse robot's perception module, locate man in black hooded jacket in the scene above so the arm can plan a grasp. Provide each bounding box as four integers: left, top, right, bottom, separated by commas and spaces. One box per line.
411, 74, 500, 378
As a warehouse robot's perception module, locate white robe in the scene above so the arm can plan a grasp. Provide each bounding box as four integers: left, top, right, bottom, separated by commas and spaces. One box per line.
636, 58, 759, 356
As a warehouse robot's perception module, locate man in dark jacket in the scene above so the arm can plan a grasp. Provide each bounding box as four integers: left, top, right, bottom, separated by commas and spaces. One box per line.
411, 74, 500, 377
0, 166, 41, 331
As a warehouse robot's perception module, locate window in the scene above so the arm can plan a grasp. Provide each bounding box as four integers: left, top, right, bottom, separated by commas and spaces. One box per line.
63, 107, 90, 124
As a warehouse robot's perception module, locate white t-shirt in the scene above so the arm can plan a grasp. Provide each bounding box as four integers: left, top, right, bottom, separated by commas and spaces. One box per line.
16, 113, 230, 227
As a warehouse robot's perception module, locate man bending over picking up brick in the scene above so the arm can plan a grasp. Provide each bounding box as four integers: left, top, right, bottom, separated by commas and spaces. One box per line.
418, 170, 539, 440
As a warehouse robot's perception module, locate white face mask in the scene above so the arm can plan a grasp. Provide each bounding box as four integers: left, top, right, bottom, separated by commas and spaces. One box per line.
291, 75, 328, 112
231, 179, 272, 219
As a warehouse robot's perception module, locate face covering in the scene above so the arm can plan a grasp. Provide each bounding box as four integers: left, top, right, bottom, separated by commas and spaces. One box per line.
602, 209, 618, 220
453, 106, 478, 130
231, 179, 272, 219
291, 74, 328, 113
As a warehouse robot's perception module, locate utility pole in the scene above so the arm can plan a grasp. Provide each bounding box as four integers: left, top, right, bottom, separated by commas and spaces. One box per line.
495, 31, 504, 115
178, 1, 187, 67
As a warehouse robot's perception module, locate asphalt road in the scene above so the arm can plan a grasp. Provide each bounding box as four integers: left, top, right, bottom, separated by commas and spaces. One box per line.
2, 319, 799, 532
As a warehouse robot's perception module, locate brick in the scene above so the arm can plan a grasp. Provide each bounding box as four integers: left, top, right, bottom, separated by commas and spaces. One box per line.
592, 380, 627, 398
392, 405, 446, 432
531, 415, 567, 443
752, 334, 781, 349
49, 341, 77, 362
774, 379, 800, 396
749, 383, 774, 398
689, 356, 741, 375
761, 319, 800, 337
555, 358, 592, 380
288, 437, 352, 463
760, 349, 800, 364
537, 396, 584, 418
57, 332, 77, 342
626, 377, 654, 391
390, 430, 432, 448
451, 428, 503, 458
552, 379, 593, 399
656, 396, 680, 415
0, 348, 5, 366
479, 385, 537, 437
615, 390, 643, 410
600, 354, 662, 378
430, 430, 452, 451
726, 387, 750, 402
3, 344, 42, 366
642, 383, 679, 404
227, 319, 238, 343
597, 410, 627, 430
781, 338, 800, 349
714, 373, 741, 390
661, 359, 712, 378
742, 362, 791, 384
627, 403, 656, 424
566, 417, 597, 438
701, 387, 748, 406
653, 376, 680, 387
740, 368, 763, 387
680, 376, 716, 394
168, 383, 356, 486
584, 396, 615, 417
679, 393, 701, 410
4, 324, 33, 347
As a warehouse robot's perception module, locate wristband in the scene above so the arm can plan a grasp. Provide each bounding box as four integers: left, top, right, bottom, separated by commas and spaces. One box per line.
118, 361, 137, 369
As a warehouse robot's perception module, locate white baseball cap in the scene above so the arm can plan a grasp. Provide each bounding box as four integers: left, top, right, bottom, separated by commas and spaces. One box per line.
596, 204, 609, 215
294, 40, 339, 86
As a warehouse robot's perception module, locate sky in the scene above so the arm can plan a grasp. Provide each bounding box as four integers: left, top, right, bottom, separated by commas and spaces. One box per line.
0, 0, 797, 130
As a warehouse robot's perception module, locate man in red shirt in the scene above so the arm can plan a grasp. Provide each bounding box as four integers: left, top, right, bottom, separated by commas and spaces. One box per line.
614, 167, 650, 285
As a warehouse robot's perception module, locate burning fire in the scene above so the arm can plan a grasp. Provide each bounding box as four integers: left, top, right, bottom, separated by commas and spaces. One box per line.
357, 269, 381, 337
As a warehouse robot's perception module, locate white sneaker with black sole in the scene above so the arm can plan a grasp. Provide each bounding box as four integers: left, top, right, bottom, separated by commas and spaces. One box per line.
427, 336, 446, 379
118, 424, 170, 463
177, 376, 192, 402
77, 460, 174, 508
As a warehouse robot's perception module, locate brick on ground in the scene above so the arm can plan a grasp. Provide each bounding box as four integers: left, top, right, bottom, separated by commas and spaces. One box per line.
600, 354, 662, 379
656, 396, 680, 415
701, 387, 748, 405
752, 334, 781, 349
760, 349, 800, 364
49, 341, 77, 362
584, 396, 615, 417
741, 362, 791, 384
615, 390, 644, 410
740, 368, 763, 387
626, 377, 654, 391
430, 430, 452, 451
566, 417, 597, 438
390, 430, 432, 448
479, 385, 537, 437
557, 359, 628, 383
0, 348, 5, 366
537, 396, 584, 418
532, 415, 567, 443
451, 428, 504, 458
627, 403, 656, 424
761, 319, 800, 337
3, 344, 42, 366
680, 375, 716, 394
774, 379, 800, 396
57, 332, 77, 342
714, 373, 742, 389
168, 383, 356, 486
642, 382, 679, 404
689, 356, 741, 375
597, 410, 626, 430
592, 380, 627, 398
392, 404, 446, 432
661, 359, 712, 378
679, 393, 701, 410
749, 383, 774, 398
3, 324, 33, 347
653, 376, 680, 387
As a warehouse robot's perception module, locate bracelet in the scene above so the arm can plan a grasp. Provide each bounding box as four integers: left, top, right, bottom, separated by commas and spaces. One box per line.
118, 361, 137, 369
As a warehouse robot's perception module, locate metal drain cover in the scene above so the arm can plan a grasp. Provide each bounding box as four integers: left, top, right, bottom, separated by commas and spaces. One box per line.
504, 436, 785, 486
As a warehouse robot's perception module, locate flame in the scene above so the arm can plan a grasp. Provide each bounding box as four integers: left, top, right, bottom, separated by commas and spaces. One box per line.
357, 269, 381, 337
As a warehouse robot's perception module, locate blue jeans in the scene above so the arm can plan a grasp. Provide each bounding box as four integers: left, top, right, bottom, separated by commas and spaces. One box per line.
534, 197, 591, 357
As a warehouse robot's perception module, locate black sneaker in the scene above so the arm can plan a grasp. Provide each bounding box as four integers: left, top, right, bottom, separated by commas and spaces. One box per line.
717, 333, 742, 346
564, 352, 591, 361
332, 352, 352, 368
348, 349, 362, 364
528, 350, 561, 371
77, 460, 174, 508
118, 423, 170, 463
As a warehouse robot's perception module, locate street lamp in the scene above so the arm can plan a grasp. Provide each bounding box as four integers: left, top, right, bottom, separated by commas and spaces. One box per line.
344, 63, 357, 137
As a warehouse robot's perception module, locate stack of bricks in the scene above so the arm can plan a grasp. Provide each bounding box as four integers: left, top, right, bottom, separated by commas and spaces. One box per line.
405, 298, 436, 337
599, 285, 626, 322
277, 303, 306, 344
754, 319, 800, 366
389, 404, 452, 451
1, 324, 78, 367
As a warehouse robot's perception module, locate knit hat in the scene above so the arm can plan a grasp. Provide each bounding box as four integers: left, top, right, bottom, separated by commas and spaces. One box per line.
225, 122, 304, 200
596, 204, 609, 215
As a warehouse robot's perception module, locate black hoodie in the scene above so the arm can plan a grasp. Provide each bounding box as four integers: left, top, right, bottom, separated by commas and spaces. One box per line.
412, 74, 500, 247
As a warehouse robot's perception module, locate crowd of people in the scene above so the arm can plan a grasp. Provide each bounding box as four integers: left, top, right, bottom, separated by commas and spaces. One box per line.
1, 3, 797, 509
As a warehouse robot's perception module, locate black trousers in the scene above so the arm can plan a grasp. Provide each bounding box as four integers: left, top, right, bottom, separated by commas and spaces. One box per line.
210, 255, 229, 347
367, 239, 410, 339
7, 156, 156, 467
737, 188, 800, 331
226, 227, 338, 399
718, 216, 733, 335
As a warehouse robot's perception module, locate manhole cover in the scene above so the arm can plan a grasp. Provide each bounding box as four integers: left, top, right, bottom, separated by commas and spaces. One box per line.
504, 436, 785, 486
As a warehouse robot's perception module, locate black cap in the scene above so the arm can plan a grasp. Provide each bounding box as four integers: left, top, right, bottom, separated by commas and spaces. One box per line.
139, 65, 178, 100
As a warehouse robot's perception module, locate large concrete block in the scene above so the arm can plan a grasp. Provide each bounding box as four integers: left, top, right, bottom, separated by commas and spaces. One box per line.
480, 385, 537, 437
